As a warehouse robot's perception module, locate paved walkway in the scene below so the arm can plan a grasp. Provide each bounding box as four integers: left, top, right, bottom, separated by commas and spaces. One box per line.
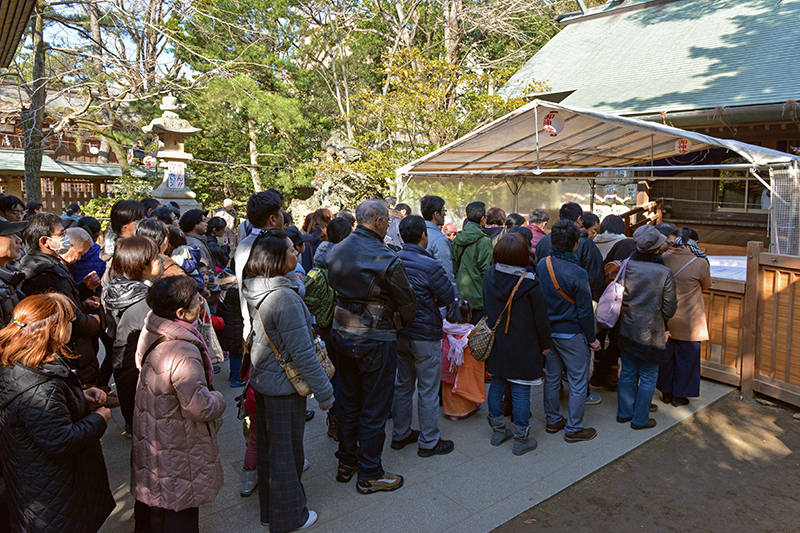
98, 362, 733, 533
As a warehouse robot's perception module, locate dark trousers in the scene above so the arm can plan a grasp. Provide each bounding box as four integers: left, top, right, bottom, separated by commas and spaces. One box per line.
592, 326, 621, 382
331, 331, 397, 481
149, 506, 199, 533
657, 339, 701, 398
114, 366, 139, 429
255, 392, 309, 533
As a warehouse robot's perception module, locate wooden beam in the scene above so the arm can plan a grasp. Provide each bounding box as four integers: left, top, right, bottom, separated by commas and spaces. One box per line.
740, 241, 764, 396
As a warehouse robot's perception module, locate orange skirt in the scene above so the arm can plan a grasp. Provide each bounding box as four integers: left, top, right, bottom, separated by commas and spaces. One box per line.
442, 348, 486, 418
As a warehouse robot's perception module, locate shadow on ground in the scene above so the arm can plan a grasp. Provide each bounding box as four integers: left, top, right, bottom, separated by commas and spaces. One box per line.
493, 394, 800, 533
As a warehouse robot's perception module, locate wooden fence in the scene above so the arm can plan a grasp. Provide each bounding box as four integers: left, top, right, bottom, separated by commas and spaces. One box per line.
702, 241, 800, 407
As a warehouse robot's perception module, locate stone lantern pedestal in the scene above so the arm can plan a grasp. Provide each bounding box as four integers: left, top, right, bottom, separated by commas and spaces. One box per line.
142, 96, 203, 212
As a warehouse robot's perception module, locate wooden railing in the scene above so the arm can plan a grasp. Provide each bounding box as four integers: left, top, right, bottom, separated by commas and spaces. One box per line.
619, 199, 663, 236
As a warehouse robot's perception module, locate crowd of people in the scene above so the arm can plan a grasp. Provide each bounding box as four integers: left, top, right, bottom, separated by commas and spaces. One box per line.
0, 189, 712, 533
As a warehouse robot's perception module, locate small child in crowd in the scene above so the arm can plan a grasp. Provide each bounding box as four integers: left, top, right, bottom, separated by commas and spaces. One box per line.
441, 299, 485, 420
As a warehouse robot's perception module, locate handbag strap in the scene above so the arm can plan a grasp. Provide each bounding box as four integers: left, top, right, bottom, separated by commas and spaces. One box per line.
673, 256, 698, 278
494, 273, 527, 335
255, 305, 290, 370
614, 258, 630, 283
546, 256, 576, 304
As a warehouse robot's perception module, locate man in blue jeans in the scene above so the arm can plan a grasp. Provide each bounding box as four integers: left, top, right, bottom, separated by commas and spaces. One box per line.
391, 216, 456, 457
326, 200, 417, 494
537, 220, 600, 443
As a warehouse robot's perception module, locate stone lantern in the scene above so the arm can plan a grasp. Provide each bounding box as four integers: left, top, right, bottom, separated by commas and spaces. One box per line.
142, 95, 203, 211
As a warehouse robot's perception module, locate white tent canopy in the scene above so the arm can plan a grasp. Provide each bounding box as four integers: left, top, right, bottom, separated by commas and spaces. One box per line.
396, 99, 800, 201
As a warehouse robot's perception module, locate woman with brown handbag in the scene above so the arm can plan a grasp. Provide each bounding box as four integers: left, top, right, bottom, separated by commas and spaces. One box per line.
242, 229, 334, 532
483, 234, 552, 456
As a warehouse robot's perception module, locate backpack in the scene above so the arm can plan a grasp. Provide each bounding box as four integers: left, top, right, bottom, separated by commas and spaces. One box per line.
304, 268, 335, 329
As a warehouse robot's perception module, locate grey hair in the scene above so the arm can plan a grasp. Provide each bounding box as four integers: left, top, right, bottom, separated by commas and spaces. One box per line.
355, 200, 389, 225
528, 209, 549, 225
66, 227, 92, 248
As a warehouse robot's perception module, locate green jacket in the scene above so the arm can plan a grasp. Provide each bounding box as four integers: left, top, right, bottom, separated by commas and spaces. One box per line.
452, 222, 493, 310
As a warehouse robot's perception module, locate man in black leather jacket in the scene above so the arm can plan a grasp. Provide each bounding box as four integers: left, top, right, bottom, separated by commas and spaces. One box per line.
327, 200, 416, 495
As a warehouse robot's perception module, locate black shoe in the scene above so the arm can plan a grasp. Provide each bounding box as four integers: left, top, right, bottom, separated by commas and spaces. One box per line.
589, 376, 618, 392
650, 403, 659, 413
335, 462, 357, 483
616, 416, 632, 423
671, 396, 690, 406
631, 418, 657, 430
391, 429, 420, 450
418, 438, 454, 458
305, 410, 315, 422
661, 392, 673, 404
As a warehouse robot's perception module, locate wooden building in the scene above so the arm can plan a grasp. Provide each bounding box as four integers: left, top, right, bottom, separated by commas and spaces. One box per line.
499, 0, 800, 251
0, 84, 122, 211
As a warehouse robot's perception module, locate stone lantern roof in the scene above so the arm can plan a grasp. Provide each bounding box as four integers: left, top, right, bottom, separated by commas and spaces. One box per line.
141, 95, 201, 136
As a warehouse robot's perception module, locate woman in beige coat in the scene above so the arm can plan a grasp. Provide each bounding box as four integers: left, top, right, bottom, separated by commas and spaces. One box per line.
658, 227, 712, 407
131, 275, 226, 533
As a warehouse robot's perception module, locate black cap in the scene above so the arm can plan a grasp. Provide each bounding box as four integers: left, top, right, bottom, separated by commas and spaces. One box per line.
285, 226, 313, 246
0, 219, 27, 236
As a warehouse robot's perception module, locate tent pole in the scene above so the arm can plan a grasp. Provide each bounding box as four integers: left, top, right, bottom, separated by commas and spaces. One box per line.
589, 179, 596, 211
395, 170, 403, 202
534, 105, 540, 170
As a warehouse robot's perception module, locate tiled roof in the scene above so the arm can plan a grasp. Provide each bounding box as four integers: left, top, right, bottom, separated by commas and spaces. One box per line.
499, 0, 800, 115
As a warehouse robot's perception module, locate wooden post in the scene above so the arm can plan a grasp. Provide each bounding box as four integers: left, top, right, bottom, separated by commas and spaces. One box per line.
740, 240, 764, 396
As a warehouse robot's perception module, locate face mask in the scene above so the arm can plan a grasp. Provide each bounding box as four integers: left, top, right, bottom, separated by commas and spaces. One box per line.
48, 234, 71, 256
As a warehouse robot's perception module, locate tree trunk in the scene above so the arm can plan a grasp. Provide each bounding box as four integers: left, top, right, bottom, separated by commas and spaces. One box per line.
21, 3, 46, 203
88, 0, 113, 163
247, 117, 262, 192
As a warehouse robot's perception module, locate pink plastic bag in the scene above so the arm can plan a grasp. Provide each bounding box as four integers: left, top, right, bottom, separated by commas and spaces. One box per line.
596, 259, 629, 329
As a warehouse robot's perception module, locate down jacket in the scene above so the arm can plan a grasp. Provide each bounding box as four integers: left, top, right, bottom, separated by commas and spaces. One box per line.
103, 277, 150, 428
131, 312, 226, 512
0, 359, 114, 533
242, 276, 334, 407
397, 243, 455, 340
618, 251, 678, 364
18, 250, 100, 384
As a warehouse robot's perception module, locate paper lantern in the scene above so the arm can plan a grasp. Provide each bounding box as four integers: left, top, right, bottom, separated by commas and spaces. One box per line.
143, 155, 157, 167
674, 139, 693, 155
543, 112, 564, 135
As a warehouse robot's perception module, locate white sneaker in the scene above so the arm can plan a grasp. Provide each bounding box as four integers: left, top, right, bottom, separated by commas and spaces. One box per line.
298, 510, 317, 530
303, 459, 310, 472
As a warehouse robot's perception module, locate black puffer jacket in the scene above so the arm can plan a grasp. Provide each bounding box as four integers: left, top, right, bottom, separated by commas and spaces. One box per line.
484, 264, 552, 381
18, 251, 100, 384
103, 277, 150, 427
0, 359, 114, 533
104, 277, 150, 372
397, 243, 455, 340
618, 251, 678, 364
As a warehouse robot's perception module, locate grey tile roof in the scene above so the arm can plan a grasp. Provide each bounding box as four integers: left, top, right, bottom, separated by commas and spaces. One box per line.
499, 0, 800, 115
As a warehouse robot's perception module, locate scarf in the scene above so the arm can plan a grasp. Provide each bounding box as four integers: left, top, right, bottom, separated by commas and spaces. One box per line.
442, 320, 474, 372
674, 237, 709, 262
550, 249, 579, 264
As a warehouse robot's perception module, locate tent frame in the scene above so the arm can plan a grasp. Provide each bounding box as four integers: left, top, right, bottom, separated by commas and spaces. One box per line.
395, 100, 800, 212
